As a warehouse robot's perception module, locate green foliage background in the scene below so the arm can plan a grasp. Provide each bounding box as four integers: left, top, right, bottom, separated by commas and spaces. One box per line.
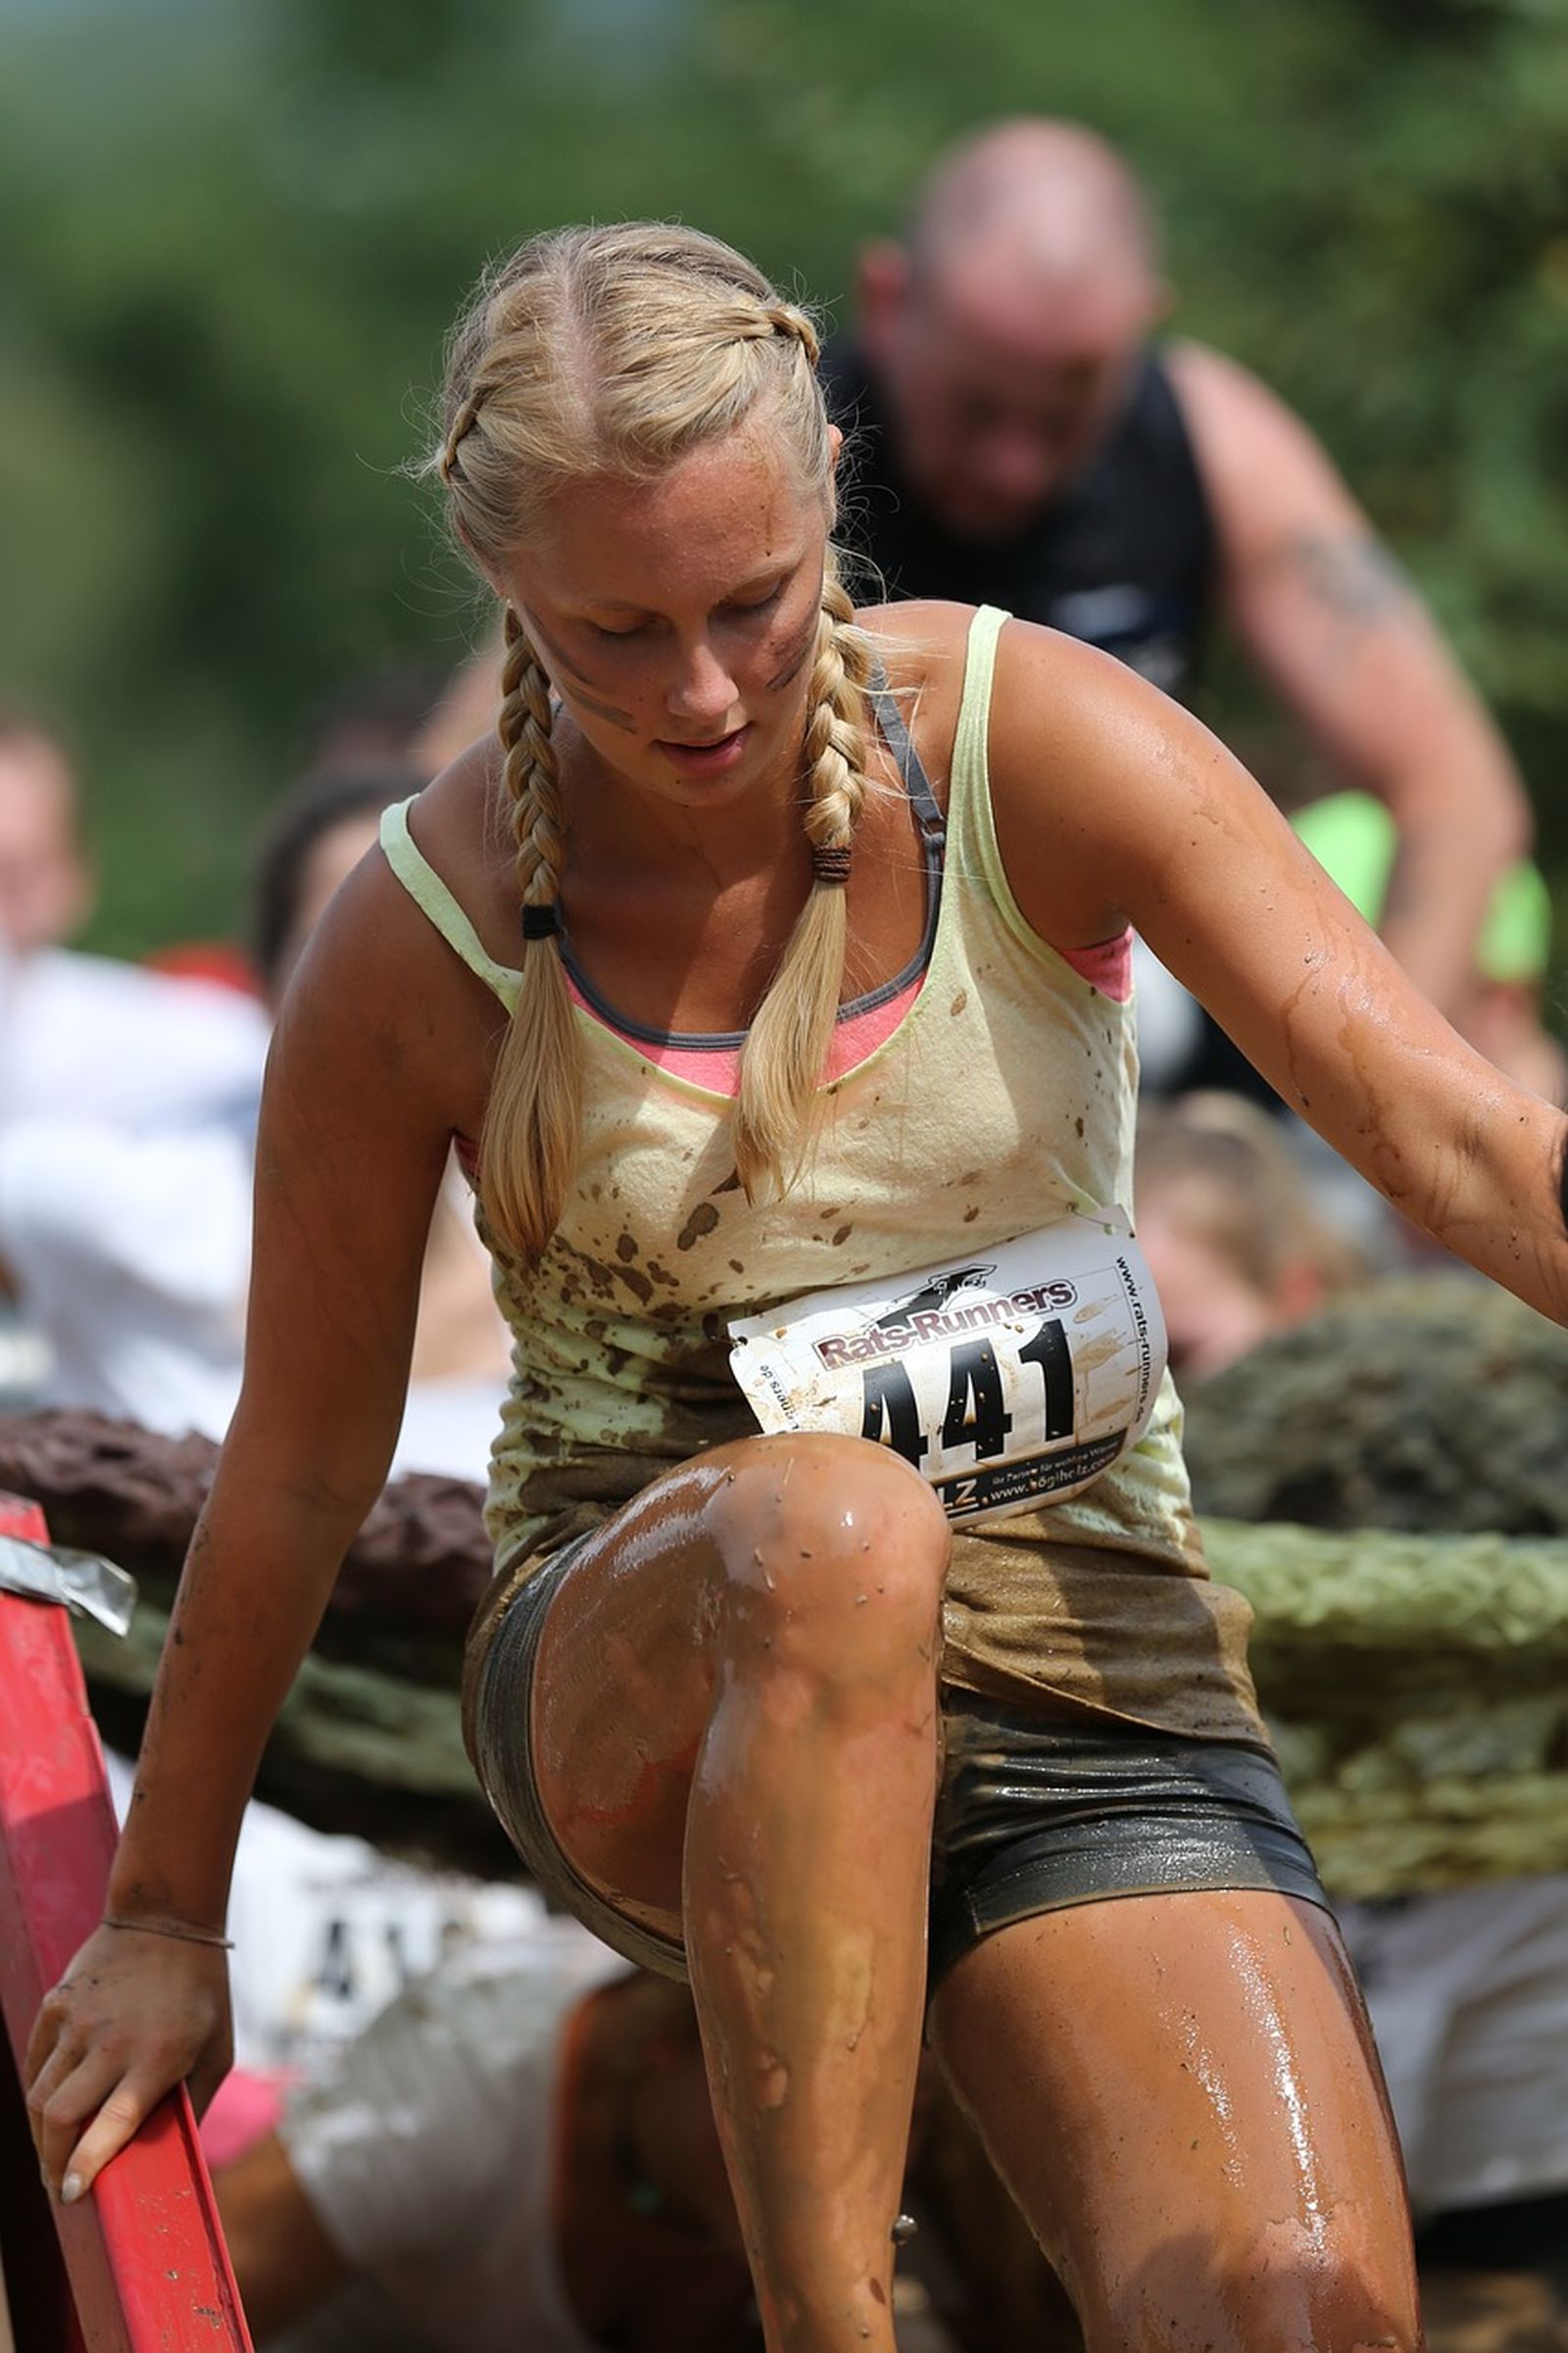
5, 0, 1568, 996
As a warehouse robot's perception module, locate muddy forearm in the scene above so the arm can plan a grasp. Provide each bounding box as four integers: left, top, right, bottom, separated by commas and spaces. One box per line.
1424, 1096, 1568, 1327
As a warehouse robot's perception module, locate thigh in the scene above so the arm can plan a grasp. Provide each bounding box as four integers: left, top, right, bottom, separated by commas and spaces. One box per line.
929, 1889, 1421, 2353
478, 1432, 949, 1953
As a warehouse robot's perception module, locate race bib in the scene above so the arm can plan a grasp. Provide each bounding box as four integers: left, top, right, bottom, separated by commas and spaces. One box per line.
728, 1209, 1167, 1527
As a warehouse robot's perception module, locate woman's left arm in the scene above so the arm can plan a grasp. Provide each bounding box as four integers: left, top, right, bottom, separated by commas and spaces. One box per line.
986, 617, 1568, 1325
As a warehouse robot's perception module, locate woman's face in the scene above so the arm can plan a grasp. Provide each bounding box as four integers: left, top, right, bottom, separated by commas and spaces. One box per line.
495, 419, 832, 818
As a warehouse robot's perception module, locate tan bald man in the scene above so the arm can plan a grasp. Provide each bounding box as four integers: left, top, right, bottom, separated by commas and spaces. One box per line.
823, 118, 1530, 1024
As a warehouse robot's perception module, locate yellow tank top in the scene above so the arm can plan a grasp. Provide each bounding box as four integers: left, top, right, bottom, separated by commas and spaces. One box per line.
382, 607, 1264, 1747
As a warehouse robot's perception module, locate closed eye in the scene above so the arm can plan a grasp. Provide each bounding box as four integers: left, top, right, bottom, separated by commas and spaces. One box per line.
723, 585, 785, 618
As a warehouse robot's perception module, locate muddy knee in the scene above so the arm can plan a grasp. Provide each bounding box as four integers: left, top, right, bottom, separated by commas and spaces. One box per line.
706, 1435, 950, 1689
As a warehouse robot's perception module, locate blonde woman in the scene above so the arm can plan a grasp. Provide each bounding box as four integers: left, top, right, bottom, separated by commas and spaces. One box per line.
29, 224, 1568, 2353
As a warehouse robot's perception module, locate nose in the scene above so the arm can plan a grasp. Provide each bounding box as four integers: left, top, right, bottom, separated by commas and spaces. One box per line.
664, 637, 741, 733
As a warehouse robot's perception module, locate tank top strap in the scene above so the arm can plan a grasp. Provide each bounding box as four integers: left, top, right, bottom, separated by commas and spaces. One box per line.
379, 798, 520, 1012
866, 663, 946, 851
945, 605, 1013, 898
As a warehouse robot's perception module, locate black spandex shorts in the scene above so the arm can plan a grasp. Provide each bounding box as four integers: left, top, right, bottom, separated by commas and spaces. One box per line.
469, 1535, 1333, 1988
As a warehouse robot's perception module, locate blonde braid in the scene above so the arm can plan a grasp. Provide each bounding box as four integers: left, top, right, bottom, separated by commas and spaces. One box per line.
477, 608, 583, 1263
438, 390, 485, 484
734, 548, 875, 1198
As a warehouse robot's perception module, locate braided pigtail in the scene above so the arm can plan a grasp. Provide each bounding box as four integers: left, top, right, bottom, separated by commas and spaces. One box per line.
478, 607, 583, 1262
733, 547, 875, 1199
431, 224, 861, 1222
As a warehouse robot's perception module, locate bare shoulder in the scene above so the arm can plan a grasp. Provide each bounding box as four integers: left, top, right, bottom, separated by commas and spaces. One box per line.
987, 613, 1184, 797
858, 599, 983, 792
860, 601, 1174, 935
400, 736, 513, 918
1162, 337, 1310, 456
1163, 336, 1366, 549
274, 744, 507, 1143
984, 614, 1221, 946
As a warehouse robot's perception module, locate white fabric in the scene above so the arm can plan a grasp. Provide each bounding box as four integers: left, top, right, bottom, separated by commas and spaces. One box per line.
0, 1114, 255, 1440
1341, 1876, 1568, 2213
0, 945, 268, 1130
277, 1931, 621, 2353
0, 1111, 505, 1479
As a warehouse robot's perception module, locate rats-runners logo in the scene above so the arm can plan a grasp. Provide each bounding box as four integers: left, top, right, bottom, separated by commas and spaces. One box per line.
812, 1262, 1078, 1370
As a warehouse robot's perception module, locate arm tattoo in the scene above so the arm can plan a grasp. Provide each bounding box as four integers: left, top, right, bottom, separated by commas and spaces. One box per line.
1281, 532, 1412, 626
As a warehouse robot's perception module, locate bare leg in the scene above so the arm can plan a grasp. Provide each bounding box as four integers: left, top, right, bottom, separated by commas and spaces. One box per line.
528, 1434, 951, 2353
214, 2132, 347, 2338
929, 1889, 1422, 2353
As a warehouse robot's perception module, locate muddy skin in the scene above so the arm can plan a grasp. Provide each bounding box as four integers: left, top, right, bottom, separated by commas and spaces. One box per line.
528, 1432, 950, 2353
524, 608, 640, 733
929, 1890, 1423, 2353
764, 605, 819, 696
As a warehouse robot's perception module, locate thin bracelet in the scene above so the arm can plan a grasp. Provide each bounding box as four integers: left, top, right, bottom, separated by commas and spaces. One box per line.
102, 1913, 234, 1952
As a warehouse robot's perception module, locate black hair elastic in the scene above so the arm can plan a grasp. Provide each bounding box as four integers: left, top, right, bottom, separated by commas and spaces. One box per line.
520, 903, 562, 942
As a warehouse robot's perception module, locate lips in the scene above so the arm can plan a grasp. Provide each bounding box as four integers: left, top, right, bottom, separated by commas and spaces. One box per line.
655, 724, 753, 774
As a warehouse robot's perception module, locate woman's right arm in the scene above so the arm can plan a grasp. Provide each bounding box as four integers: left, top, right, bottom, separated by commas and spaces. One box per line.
26, 838, 495, 2200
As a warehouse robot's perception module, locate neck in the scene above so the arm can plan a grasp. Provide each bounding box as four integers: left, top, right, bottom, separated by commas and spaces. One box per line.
560, 714, 813, 896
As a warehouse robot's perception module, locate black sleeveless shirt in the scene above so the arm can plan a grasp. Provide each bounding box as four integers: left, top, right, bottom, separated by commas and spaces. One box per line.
822, 338, 1216, 704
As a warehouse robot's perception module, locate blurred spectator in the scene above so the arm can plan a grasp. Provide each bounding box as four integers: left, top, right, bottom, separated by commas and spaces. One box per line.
1134, 1092, 1368, 1382
0, 717, 269, 1126
0, 762, 509, 1475
213, 1933, 759, 2353
823, 117, 1531, 1035
215, 1936, 1000, 2353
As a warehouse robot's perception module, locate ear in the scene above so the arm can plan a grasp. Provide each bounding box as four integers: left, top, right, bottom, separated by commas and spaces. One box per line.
856, 238, 912, 364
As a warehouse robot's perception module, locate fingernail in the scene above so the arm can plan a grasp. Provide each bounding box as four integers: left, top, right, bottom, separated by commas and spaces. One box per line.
62, 2173, 83, 2205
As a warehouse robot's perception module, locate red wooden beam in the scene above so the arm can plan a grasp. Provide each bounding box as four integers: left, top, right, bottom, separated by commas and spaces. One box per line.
0, 1491, 251, 2349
